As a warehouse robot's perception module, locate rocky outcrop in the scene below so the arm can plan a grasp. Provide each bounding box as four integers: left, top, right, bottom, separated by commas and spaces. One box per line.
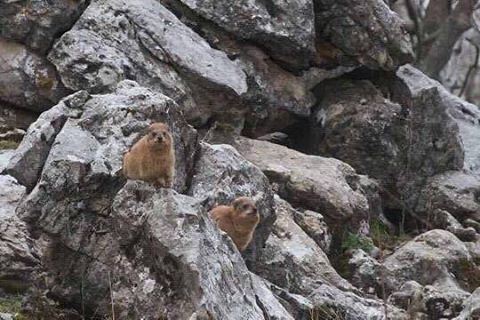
0, 40, 69, 113
189, 143, 275, 267
314, 0, 413, 70
0, 175, 39, 293
48, 0, 247, 126
234, 136, 378, 231
0, 0, 87, 54
257, 196, 353, 294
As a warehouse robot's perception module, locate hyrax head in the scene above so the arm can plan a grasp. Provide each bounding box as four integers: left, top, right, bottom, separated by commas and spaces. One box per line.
232, 197, 259, 222
147, 122, 172, 149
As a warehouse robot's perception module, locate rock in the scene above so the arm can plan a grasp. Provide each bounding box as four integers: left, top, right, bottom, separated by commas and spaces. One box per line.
0, 150, 14, 173
0, 175, 39, 293
427, 208, 478, 242
308, 78, 406, 204
175, 0, 316, 70
41, 181, 293, 319
397, 65, 480, 175
0, 313, 13, 320
309, 284, 408, 320
314, 0, 413, 70
49, 0, 247, 126
454, 288, 480, 320
4, 91, 90, 190
0, 104, 38, 131
388, 280, 470, 319
234, 136, 376, 231
0, 39, 69, 112
189, 142, 275, 267
348, 249, 383, 294
440, 29, 480, 107
291, 208, 332, 253
0, 0, 87, 54
17, 81, 198, 234
256, 196, 353, 295
383, 230, 473, 293
416, 171, 480, 223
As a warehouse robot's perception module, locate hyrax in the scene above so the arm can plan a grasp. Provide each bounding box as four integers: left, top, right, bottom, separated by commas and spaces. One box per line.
123, 122, 175, 188
209, 197, 260, 251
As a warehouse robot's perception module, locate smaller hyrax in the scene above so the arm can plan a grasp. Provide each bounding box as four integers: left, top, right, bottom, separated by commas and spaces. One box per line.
209, 197, 260, 251
123, 122, 175, 188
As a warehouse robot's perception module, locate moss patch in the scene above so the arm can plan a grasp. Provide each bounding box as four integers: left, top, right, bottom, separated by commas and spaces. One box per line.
0, 140, 19, 150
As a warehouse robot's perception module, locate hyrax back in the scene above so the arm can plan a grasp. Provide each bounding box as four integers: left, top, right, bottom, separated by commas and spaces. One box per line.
209, 197, 260, 251
123, 122, 175, 188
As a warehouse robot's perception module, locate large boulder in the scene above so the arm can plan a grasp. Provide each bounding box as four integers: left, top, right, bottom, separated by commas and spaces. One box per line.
256, 196, 353, 295
0, 175, 39, 293
0, 0, 87, 53
175, 0, 316, 70
48, 0, 247, 126
454, 288, 480, 320
234, 137, 377, 231
40, 181, 293, 319
189, 143, 275, 267
383, 230, 473, 293
308, 78, 406, 203
0, 40, 69, 112
314, 0, 413, 70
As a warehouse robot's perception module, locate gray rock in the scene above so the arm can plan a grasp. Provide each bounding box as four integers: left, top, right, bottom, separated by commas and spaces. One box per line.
0, 0, 87, 53
42, 181, 292, 319
0, 39, 69, 112
348, 249, 383, 294
176, 0, 316, 70
427, 208, 478, 242
0, 150, 15, 173
0, 313, 13, 320
189, 142, 275, 267
4, 91, 90, 190
291, 208, 332, 253
256, 196, 353, 295
416, 171, 480, 223
234, 136, 376, 231
314, 0, 413, 70
383, 230, 472, 292
309, 78, 406, 205
0, 175, 39, 293
309, 284, 408, 320
49, 0, 247, 126
454, 288, 480, 320
17, 82, 198, 234
0, 104, 38, 131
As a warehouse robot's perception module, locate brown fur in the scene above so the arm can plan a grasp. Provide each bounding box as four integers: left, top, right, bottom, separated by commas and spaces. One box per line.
209, 197, 260, 251
123, 122, 175, 188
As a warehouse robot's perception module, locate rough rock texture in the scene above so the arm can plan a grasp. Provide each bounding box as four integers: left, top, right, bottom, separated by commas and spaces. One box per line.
383, 230, 473, 293
416, 172, 480, 223
257, 196, 353, 294
314, 0, 413, 70
234, 136, 377, 231
40, 181, 292, 319
309, 78, 406, 199
0, 175, 39, 293
0, 0, 87, 54
397, 65, 480, 214
189, 142, 275, 267
291, 208, 332, 253
0, 39, 69, 112
454, 288, 480, 320
175, 0, 316, 70
48, 0, 247, 126
4, 91, 88, 190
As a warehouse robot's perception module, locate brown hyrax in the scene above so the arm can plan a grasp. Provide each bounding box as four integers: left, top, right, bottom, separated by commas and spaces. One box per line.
123, 122, 175, 188
209, 197, 260, 251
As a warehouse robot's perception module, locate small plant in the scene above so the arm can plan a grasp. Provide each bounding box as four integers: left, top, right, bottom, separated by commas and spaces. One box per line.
0, 295, 27, 320
0, 140, 19, 150
310, 304, 346, 320
341, 232, 374, 253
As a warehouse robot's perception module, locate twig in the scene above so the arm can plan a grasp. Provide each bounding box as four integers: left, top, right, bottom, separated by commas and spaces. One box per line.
459, 39, 480, 98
